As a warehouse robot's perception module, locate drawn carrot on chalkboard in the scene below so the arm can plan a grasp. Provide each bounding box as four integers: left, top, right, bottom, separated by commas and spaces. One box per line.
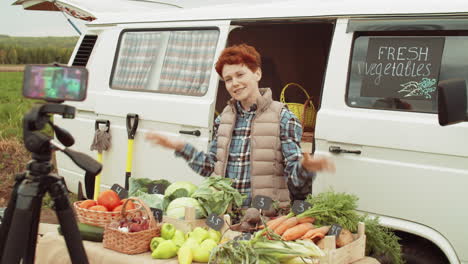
398, 78, 436, 99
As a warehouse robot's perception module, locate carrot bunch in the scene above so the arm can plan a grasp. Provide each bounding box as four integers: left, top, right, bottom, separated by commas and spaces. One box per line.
265, 215, 322, 241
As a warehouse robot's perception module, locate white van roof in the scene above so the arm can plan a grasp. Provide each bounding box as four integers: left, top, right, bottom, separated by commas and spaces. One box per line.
94, 0, 468, 25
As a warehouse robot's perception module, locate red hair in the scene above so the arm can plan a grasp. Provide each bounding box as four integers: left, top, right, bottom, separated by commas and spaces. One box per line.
215, 44, 261, 77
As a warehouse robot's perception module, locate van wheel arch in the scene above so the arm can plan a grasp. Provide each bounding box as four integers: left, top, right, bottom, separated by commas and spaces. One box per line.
372, 231, 449, 264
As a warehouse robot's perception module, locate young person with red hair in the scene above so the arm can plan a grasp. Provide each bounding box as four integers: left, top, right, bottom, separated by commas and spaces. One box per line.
146, 44, 334, 206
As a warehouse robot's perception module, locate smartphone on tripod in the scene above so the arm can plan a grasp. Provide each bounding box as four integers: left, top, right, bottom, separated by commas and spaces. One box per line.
0, 64, 100, 264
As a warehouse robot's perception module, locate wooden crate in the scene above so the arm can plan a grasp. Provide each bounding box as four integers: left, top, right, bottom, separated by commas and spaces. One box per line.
163, 207, 231, 234
319, 222, 366, 264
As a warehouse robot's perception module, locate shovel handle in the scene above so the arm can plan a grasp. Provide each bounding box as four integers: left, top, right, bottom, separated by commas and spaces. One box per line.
126, 113, 139, 140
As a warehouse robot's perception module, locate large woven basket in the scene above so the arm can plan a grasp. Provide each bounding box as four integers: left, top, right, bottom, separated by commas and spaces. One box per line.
280, 83, 316, 130
102, 198, 161, 255
74, 200, 142, 227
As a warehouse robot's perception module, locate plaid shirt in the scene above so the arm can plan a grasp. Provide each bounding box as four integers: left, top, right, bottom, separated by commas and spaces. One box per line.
175, 101, 316, 201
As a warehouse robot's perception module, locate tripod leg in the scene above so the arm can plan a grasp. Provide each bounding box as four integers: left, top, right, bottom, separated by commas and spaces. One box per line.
49, 176, 89, 264
0, 173, 25, 260
0, 180, 43, 264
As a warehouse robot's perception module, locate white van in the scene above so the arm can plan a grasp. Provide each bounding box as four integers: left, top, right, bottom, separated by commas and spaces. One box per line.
16, 0, 468, 263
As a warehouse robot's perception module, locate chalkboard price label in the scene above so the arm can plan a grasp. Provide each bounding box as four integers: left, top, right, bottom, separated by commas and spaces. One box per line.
111, 184, 128, 199
205, 213, 224, 231
234, 232, 252, 241
147, 183, 166, 195
327, 224, 342, 238
252, 195, 273, 211
292, 200, 312, 215
150, 208, 163, 223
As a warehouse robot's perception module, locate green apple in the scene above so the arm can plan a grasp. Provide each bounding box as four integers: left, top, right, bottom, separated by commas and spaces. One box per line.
161, 223, 176, 240
151, 240, 177, 259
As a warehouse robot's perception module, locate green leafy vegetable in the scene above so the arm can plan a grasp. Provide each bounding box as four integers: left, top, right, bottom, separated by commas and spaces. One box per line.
166, 197, 206, 219
133, 190, 165, 210
129, 177, 171, 196
191, 176, 245, 215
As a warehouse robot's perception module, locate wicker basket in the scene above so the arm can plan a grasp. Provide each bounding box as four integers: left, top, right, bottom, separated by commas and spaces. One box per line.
102, 198, 161, 255
280, 83, 316, 130
73, 200, 142, 227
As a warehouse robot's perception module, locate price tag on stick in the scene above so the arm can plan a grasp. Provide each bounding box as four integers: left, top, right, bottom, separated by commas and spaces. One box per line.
147, 183, 166, 195
205, 213, 224, 231
234, 232, 252, 241
292, 200, 312, 215
205, 214, 224, 231
252, 195, 273, 211
327, 224, 343, 238
150, 208, 163, 223
111, 184, 128, 199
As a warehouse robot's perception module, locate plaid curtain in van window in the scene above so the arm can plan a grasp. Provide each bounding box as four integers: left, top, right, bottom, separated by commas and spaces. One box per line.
159, 31, 219, 96
112, 32, 164, 90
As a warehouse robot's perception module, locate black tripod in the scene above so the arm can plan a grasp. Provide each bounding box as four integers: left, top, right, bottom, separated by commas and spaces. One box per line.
0, 103, 102, 264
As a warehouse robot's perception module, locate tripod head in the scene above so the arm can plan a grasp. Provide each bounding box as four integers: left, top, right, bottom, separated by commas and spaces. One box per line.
23, 103, 102, 176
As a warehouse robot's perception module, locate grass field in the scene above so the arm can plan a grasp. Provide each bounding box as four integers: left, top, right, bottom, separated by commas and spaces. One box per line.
0, 71, 34, 140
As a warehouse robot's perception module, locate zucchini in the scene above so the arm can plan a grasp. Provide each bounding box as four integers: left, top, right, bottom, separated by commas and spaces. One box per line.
58, 222, 104, 242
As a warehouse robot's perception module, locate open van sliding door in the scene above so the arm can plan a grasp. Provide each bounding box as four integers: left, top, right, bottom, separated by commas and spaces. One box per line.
55, 20, 231, 193
314, 18, 468, 263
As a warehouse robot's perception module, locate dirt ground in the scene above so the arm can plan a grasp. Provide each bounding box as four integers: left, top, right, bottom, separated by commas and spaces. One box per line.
0, 65, 24, 72
0, 138, 59, 224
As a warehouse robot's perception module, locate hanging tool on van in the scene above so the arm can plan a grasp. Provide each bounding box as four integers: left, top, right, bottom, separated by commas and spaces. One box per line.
88, 119, 111, 200
125, 113, 139, 190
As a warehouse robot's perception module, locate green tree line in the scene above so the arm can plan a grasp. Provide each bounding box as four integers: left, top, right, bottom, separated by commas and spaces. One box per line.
0, 35, 79, 64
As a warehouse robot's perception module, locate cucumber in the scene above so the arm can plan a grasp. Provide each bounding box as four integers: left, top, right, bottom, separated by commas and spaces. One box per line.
58, 222, 104, 242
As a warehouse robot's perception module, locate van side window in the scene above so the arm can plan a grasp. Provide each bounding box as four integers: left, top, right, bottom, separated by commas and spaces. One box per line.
347, 34, 468, 113
111, 29, 219, 96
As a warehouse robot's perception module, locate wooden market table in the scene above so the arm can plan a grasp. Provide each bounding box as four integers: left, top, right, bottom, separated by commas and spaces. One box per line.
35, 223, 380, 264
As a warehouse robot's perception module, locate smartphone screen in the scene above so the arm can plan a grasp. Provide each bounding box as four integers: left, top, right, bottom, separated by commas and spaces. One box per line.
22, 65, 88, 102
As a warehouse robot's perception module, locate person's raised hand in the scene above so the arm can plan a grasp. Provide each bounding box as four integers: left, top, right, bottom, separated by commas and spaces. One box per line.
301, 152, 335, 173
145, 131, 185, 151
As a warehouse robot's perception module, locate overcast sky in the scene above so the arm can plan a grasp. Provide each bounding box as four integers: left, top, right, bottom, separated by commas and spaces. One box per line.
0, 1, 85, 37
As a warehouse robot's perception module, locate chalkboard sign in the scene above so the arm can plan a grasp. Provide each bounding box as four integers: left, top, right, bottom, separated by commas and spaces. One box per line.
292, 200, 312, 215
147, 183, 166, 195
205, 213, 224, 231
111, 184, 128, 199
360, 37, 445, 100
327, 224, 342, 238
252, 195, 273, 211
233, 232, 252, 241
150, 208, 163, 223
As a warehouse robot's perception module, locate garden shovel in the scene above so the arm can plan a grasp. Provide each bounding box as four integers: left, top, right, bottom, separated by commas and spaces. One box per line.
125, 113, 139, 190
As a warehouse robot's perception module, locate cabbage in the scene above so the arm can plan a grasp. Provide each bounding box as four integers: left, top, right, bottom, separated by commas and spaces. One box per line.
166, 197, 206, 219
133, 190, 165, 210
164, 181, 198, 200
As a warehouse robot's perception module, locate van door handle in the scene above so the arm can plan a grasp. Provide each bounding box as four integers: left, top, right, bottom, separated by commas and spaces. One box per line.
329, 146, 361, 155
179, 130, 201, 137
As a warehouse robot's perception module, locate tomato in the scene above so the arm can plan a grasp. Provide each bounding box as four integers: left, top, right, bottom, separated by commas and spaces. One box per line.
88, 205, 108, 212
120, 199, 136, 210
97, 190, 121, 211
113, 200, 135, 212
79, 200, 97, 209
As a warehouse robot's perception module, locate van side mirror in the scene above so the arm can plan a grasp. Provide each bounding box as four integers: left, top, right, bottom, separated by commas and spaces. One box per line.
438, 79, 468, 126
